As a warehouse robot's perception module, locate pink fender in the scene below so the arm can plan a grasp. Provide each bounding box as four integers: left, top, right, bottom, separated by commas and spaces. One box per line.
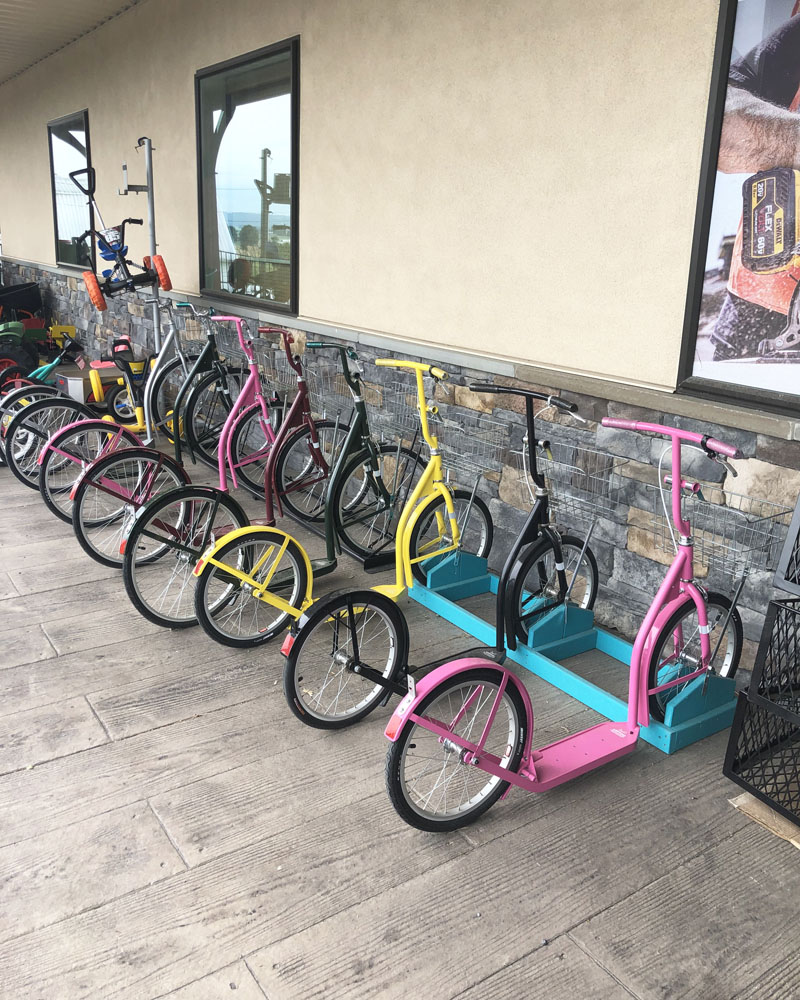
385, 656, 535, 766
637, 586, 706, 727
37, 419, 141, 466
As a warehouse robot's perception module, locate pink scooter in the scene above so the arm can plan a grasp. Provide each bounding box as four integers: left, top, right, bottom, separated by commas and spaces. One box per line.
384, 420, 745, 831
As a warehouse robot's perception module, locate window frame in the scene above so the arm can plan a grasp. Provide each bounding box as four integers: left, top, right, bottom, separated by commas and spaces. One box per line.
677, 0, 800, 418
195, 38, 300, 314
47, 108, 94, 270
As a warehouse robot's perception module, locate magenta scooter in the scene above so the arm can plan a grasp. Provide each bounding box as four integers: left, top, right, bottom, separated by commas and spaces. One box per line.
384, 420, 748, 831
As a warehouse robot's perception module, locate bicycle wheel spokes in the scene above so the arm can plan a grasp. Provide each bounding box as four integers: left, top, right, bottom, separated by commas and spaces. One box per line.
336, 445, 423, 556
125, 490, 248, 628
277, 422, 349, 521
42, 428, 119, 518
197, 533, 305, 645
10, 404, 82, 482
293, 603, 397, 722
74, 453, 185, 565
395, 675, 520, 824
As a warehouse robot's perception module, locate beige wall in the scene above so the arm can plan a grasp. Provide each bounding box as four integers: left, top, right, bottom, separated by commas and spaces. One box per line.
0, 0, 721, 390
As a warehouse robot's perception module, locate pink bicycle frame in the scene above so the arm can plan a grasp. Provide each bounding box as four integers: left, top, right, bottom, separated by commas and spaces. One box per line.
212, 318, 329, 525
602, 419, 741, 728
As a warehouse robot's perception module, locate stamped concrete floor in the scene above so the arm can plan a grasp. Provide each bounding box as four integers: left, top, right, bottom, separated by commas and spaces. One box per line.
0, 466, 797, 1000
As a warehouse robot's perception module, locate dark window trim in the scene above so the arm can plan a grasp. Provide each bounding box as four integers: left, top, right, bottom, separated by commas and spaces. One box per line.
676, 0, 800, 419
195, 37, 299, 315
47, 108, 94, 270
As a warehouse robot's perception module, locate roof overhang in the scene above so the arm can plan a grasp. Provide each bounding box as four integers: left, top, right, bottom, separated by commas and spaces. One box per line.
0, 0, 145, 86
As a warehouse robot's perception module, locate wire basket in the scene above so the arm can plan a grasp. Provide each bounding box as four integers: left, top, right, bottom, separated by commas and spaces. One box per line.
438, 411, 511, 484
177, 315, 207, 353
516, 441, 629, 524
215, 326, 249, 364
642, 480, 792, 577
370, 378, 428, 443
305, 363, 355, 418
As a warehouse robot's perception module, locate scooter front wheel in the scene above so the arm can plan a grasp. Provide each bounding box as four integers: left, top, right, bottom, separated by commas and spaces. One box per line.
646, 592, 743, 723
283, 590, 409, 729
193, 527, 309, 648
385, 667, 528, 832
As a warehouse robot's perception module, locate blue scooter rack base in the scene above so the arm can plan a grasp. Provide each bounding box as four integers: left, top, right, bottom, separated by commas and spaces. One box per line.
408, 553, 737, 754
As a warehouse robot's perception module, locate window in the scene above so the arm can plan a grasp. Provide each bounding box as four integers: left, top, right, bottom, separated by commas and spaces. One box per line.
197, 39, 298, 311
47, 109, 93, 268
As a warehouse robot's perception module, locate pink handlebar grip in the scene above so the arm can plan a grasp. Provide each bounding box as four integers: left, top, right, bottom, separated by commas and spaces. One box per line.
601, 417, 742, 459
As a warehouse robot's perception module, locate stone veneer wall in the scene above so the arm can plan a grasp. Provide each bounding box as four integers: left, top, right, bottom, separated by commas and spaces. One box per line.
7, 259, 800, 670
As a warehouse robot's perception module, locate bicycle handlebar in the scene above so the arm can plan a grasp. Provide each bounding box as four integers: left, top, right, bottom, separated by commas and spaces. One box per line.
601, 418, 742, 460
468, 382, 577, 413
374, 358, 449, 380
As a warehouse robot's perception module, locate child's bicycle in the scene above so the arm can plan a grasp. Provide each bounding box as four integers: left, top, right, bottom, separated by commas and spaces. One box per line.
69, 167, 171, 311
280, 384, 588, 728
381, 420, 751, 831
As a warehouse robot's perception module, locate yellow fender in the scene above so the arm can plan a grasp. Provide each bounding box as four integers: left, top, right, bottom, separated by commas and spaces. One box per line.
193, 524, 314, 618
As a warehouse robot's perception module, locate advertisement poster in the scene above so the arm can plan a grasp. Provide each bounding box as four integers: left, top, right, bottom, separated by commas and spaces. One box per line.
686, 0, 800, 404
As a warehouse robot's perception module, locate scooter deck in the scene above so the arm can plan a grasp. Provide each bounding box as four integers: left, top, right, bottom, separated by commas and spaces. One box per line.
525, 721, 639, 792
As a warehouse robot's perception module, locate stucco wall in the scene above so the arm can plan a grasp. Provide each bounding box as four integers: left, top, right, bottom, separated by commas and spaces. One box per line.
0, 0, 721, 390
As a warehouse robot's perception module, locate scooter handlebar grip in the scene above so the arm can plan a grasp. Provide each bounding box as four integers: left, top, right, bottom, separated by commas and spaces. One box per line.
707, 438, 742, 459
601, 417, 638, 431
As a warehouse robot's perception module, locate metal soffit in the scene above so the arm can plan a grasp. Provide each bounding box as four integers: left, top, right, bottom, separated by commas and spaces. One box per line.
0, 0, 145, 86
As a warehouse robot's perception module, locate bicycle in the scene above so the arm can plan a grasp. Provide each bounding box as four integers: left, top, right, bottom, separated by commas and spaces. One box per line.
116, 318, 347, 629
65, 313, 282, 568
69, 166, 171, 311
382, 420, 750, 831
120, 316, 332, 628
186, 346, 440, 643
280, 384, 589, 729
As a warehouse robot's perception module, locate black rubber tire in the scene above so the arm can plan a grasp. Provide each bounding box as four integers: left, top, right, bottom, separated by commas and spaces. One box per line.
123, 486, 250, 629
330, 443, 426, 558
0, 342, 33, 374
193, 527, 309, 648
4, 396, 94, 489
0, 384, 61, 465
38, 420, 139, 523
71, 447, 189, 567
283, 590, 409, 729
385, 666, 528, 832
103, 382, 139, 424
509, 532, 599, 643
646, 592, 743, 723
271, 419, 351, 521
149, 353, 200, 443
183, 368, 238, 471
407, 489, 494, 585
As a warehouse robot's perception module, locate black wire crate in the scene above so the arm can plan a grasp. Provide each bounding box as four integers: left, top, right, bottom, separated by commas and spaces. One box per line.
748, 597, 800, 723
774, 493, 800, 596
724, 693, 800, 825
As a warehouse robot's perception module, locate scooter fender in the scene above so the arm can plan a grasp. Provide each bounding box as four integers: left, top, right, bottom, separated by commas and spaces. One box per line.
385, 657, 535, 755
193, 524, 313, 599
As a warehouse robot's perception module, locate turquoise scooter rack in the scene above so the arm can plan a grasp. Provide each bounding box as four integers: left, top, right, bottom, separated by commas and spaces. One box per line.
406, 406, 778, 754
